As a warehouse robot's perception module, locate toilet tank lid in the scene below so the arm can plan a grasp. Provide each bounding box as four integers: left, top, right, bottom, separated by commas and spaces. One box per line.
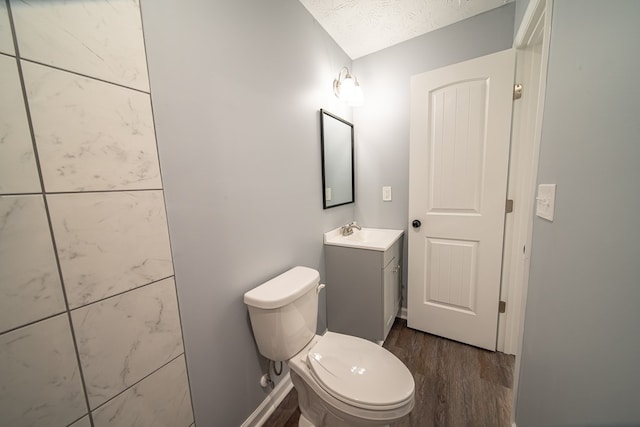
243, 266, 320, 309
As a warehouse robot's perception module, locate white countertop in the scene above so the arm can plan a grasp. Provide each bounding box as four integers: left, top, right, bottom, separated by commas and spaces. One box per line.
323, 226, 403, 251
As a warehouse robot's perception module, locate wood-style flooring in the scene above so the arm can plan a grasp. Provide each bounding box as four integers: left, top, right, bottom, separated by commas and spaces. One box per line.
262, 318, 515, 427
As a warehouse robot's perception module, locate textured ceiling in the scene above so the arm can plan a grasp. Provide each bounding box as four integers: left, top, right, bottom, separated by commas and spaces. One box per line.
299, 0, 512, 59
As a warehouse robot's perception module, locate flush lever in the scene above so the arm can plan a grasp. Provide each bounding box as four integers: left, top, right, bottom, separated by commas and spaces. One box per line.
317, 283, 326, 294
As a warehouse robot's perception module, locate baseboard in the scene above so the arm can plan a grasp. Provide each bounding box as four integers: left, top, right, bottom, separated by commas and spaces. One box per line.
400, 307, 408, 320
241, 372, 293, 427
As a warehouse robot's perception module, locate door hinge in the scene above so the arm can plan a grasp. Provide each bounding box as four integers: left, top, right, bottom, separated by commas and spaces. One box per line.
499, 301, 506, 314
506, 199, 514, 213
513, 83, 523, 100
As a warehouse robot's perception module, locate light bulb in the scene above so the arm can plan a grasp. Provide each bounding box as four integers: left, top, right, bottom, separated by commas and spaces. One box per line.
348, 83, 364, 107
339, 75, 355, 101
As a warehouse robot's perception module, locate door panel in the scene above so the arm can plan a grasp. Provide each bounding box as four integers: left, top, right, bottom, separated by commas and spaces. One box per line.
408, 49, 515, 351
425, 237, 478, 313
429, 79, 486, 213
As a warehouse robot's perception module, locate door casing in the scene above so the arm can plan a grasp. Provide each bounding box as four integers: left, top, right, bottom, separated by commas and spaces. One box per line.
504, 0, 553, 423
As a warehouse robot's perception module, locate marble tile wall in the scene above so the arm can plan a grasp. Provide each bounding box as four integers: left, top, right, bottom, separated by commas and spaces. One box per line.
11, 0, 149, 91
72, 278, 184, 408
0, 315, 87, 426
0, 53, 40, 193
48, 191, 173, 308
23, 62, 162, 193
0, 2, 13, 55
0, 195, 65, 333
0, 1, 194, 426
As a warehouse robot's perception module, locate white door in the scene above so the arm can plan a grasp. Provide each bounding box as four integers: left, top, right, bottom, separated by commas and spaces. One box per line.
407, 49, 515, 351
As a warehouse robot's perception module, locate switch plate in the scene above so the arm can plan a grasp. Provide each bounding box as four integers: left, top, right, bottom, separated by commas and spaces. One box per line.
382, 186, 392, 201
535, 184, 556, 221
325, 188, 332, 201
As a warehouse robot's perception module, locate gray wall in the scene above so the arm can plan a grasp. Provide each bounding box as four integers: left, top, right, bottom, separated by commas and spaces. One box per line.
351, 3, 515, 306
515, 1, 640, 426
140, 0, 354, 425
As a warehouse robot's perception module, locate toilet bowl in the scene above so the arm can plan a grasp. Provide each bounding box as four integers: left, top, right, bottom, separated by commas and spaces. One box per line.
290, 333, 414, 426
243, 266, 415, 427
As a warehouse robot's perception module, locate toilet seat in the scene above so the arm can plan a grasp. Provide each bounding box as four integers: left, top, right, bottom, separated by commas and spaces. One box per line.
306, 332, 414, 411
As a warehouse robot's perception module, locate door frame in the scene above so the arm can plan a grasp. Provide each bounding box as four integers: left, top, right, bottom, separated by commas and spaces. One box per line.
496, 0, 553, 423
497, 0, 553, 356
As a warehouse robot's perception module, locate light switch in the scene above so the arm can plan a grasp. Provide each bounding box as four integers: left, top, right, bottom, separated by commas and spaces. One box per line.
325, 188, 332, 201
535, 184, 556, 221
382, 186, 392, 201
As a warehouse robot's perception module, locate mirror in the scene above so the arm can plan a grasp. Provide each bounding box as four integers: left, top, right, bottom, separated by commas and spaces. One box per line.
320, 109, 354, 209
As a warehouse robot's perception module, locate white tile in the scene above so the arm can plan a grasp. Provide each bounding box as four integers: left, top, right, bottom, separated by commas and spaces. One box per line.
10, 0, 149, 91
0, 195, 65, 334
69, 415, 91, 427
48, 190, 174, 308
0, 2, 13, 55
72, 278, 184, 409
23, 62, 161, 193
0, 315, 87, 426
0, 55, 41, 194
92, 355, 193, 427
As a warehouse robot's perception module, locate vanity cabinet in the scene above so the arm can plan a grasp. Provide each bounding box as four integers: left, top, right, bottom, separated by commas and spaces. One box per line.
325, 234, 403, 342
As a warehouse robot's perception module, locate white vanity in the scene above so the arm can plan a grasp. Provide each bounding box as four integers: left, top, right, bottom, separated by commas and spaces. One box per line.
324, 226, 403, 342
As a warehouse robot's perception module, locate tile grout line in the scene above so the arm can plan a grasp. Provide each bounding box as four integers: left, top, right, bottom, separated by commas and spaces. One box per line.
19, 56, 152, 95
0, 310, 68, 337
0, 274, 177, 337
2, 188, 164, 197
5, 2, 94, 425
89, 352, 187, 415
68, 274, 177, 312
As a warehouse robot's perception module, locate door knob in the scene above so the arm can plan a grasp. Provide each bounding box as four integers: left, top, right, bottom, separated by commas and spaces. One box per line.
412, 220, 421, 228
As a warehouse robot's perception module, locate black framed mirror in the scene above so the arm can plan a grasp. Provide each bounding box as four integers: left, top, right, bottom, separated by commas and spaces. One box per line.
320, 109, 354, 209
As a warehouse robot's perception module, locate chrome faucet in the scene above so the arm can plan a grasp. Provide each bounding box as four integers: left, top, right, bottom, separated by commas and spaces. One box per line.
340, 222, 362, 236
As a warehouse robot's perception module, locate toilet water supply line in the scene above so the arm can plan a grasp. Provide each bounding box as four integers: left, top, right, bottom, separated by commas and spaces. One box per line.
261, 360, 283, 389
272, 359, 283, 376
259, 283, 326, 389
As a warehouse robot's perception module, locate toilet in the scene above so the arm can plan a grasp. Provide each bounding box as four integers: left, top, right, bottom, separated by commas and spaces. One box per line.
244, 266, 415, 427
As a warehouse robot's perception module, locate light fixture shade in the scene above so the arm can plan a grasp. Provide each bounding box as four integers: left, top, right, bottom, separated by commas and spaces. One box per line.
339, 75, 355, 101
348, 83, 364, 107
333, 66, 363, 107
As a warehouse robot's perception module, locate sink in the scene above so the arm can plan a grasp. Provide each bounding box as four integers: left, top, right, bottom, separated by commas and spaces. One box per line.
324, 226, 403, 251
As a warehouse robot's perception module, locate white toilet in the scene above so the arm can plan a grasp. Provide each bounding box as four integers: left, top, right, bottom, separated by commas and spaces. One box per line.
244, 266, 415, 427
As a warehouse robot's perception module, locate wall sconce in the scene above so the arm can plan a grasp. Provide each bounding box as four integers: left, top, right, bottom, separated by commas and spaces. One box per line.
333, 66, 363, 107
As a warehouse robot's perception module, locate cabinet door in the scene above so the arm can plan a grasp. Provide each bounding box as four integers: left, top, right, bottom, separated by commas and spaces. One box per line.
325, 245, 383, 341
383, 258, 400, 338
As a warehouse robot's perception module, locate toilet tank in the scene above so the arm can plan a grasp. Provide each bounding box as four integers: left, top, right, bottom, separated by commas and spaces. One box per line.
244, 266, 320, 362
